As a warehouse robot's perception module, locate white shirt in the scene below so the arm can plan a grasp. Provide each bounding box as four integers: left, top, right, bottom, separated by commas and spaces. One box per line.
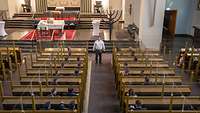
93, 40, 105, 51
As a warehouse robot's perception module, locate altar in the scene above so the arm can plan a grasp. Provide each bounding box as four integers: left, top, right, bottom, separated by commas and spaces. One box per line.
37, 20, 65, 30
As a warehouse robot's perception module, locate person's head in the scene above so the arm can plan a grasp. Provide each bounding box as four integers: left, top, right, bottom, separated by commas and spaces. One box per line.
128, 88, 135, 95
134, 56, 138, 61
135, 100, 142, 106
77, 57, 80, 61
68, 88, 74, 93
97, 36, 101, 41
140, 70, 144, 75
124, 62, 128, 67
144, 76, 150, 83
74, 69, 79, 76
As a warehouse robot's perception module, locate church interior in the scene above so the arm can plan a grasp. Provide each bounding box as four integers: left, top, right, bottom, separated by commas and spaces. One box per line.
0, 0, 200, 113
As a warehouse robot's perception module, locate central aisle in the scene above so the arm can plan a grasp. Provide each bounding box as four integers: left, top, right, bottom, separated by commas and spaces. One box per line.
88, 54, 120, 113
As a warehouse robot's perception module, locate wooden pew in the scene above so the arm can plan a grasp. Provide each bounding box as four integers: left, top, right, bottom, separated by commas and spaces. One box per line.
32, 63, 84, 68
36, 57, 85, 62
121, 76, 182, 85
119, 68, 175, 76
122, 85, 191, 96
118, 63, 169, 68
0, 47, 22, 63
2, 96, 79, 111
124, 96, 200, 112
20, 76, 82, 85
127, 110, 200, 113
0, 110, 77, 113
11, 85, 80, 96
25, 69, 84, 76
116, 57, 165, 62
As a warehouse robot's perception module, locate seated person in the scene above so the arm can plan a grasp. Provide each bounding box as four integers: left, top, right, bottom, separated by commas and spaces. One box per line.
140, 70, 145, 76
50, 87, 57, 96
61, 61, 65, 68
124, 62, 129, 75
65, 56, 69, 62
133, 56, 138, 62
127, 88, 137, 96
144, 76, 150, 85
54, 70, 60, 76
74, 68, 80, 76
44, 101, 51, 110
58, 101, 66, 110
129, 100, 143, 111
131, 51, 135, 57
66, 101, 76, 110
66, 88, 78, 96
68, 46, 72, 56
77, 57, 81, 67
53, 76, 59, 85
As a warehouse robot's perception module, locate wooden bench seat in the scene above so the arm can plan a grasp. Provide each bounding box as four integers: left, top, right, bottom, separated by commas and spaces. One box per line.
119, 69, 175, 76
115, 53, 161, 56
11, 85, 80, 96
121, 76, 182, 85
43, 48, 87, 52
32, 63, 84, 68
36, 57, 85, 62
39, 53, 86, 57
26, 69, 84, 76
0, 110, 77, 113
2, 96, 78, 110
119, 63, 169, 68
117, 57, 164, 62
20, 76, 82, 85
126, 96, 200, 110
127, 110, 200, 113
123, 85, 191, 96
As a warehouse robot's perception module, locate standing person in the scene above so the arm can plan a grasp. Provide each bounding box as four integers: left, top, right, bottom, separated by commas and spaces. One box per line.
93, 37, 105, 64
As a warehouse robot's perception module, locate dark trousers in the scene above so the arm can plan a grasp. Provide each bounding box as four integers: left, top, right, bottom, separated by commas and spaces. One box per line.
95, 50, 102, 64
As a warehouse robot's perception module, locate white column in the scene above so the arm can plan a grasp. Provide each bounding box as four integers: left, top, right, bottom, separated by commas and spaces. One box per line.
139, 0, 166, 49
31, 0, 36, 12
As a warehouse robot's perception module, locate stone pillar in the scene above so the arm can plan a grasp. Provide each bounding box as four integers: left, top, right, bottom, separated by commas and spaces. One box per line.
139, 0, 166, 49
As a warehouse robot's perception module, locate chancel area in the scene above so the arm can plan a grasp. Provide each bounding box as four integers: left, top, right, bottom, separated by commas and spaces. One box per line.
0, 0, 200, 113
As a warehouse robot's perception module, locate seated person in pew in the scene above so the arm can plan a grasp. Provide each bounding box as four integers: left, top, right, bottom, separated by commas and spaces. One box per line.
66, 88, 78, 96
58, 101, 66, 110
44, 101, 51, 110
144, 76, 150, 85
68, 46, 72, 56
58, 101, 76, 110
127, 88, 137, 96
140, 70, 144, 76
129, 100, 143, 111
77, 57, 81, 68
133, 56, 138, 62
53, 76, 59, 85
74, 68, 80, 76
50, 87, 57, 97
54, 70, 60, 76
61, 61, 65, 68
123, 62, 129, 75
65, 56, 69, 62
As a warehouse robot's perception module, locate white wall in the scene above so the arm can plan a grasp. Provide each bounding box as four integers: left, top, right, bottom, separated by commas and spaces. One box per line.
139, 0, 166, 49
7, 0, 17, 18
109, 0, 122, 10
0, 0, 8, 10
132, 0, 141, 27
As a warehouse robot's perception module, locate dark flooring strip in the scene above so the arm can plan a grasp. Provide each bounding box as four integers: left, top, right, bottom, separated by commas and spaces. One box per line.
88, 54, 120, 113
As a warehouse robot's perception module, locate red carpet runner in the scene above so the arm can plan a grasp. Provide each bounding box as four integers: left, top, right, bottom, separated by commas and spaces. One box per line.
20, 30, 76, 40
